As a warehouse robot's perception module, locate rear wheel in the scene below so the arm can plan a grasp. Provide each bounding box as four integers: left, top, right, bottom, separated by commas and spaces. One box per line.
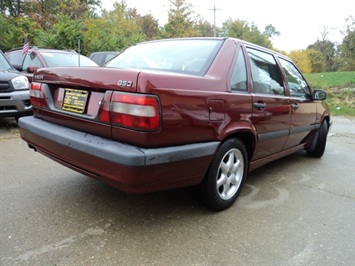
199, 138, 248, 211
307, 121, 328, 158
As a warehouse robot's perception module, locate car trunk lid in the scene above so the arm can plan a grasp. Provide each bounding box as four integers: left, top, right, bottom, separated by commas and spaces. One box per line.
30, 67, 156, 139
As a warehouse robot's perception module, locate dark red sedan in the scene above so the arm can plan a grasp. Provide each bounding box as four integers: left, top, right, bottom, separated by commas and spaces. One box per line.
18, 38, 331, 211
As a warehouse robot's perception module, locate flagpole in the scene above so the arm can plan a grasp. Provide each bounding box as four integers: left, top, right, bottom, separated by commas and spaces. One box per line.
78, 39, 81, 66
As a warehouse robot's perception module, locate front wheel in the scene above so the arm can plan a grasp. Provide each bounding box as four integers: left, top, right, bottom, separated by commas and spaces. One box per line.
307, 121, 328, 158
198, 138, 248, 211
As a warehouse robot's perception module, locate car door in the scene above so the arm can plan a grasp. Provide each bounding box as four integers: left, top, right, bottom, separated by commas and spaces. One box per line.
278, 58, 318, 149
246, 47, 292, 160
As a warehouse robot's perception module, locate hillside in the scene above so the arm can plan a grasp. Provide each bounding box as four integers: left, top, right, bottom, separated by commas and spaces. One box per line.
304, 72, 355, 116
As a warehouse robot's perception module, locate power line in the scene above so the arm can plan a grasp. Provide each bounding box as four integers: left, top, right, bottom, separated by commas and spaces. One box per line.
208, 5, 221, 37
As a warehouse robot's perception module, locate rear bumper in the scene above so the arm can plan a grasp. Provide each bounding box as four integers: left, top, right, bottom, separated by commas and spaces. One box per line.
18, 116, 219, 193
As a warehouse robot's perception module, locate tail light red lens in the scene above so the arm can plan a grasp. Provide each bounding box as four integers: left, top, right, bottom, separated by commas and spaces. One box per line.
110, 92, 161, 131
30, 82, 44, 108
98, 91, 113, 123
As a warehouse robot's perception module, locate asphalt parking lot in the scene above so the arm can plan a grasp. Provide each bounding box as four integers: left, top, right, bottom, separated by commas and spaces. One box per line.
0, 116, 354, 265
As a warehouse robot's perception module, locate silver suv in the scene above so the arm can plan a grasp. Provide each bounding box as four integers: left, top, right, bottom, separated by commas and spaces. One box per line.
0, 50, 31, 119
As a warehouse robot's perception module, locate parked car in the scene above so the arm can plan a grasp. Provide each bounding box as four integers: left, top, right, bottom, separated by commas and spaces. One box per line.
0, 50, 31, 119
18, 38, 331, 211
5, 47, 97, 82
89, 51, 120, 65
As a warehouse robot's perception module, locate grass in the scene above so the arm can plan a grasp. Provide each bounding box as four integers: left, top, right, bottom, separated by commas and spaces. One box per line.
304, 72, 355, 117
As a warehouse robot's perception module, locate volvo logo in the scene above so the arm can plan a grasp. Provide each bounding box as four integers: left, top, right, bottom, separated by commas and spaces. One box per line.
118, 80, 133, 87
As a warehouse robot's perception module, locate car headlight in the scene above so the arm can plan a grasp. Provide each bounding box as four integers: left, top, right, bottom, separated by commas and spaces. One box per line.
11, 76, 29, 90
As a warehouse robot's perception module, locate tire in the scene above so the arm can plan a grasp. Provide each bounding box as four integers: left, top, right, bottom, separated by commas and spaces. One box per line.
307, 121, 328, 158
198, 138, 248, 211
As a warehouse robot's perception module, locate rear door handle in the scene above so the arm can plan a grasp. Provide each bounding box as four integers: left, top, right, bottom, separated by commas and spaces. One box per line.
291, 103, 299, 110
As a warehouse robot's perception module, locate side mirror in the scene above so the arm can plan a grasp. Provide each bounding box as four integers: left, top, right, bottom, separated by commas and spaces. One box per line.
312, 89, 327, 101
27, 66, 39, 73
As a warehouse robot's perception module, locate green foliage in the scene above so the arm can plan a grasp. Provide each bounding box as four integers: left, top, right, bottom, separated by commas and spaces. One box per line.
37, 15, 84, 51
288, 49, 326, 74
308, 40, 337, 72
307, 49, 327, 73
304, 72, 355, 116
220, 19, 272, 48
288, 50, 312, 73
0, 0, 352, 73
161, 0, 197, 38
193, 17, 214, 37
138, 14, 160, 40
338, 16, 355, 71
0, 14, 41, 51
263, 24, 280, 38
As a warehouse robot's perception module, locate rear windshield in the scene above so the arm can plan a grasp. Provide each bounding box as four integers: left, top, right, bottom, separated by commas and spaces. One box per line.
40, 52, 98, 67
105, 39, 224, 75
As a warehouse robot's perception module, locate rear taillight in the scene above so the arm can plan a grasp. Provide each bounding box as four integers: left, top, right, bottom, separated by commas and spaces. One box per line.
110, 92, 161, 131
30, 82, 48, 108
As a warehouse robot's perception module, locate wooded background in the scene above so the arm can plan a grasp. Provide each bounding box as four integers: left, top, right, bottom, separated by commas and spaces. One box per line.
1, 0, 354, 73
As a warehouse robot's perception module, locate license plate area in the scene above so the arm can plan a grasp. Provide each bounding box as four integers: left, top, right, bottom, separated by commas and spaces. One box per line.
62, 88, 88, 114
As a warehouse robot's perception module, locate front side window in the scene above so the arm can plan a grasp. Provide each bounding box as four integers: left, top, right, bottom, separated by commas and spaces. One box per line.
22, 52, 43, 71
230, 48, 247, 91
0, 52, 12, 71
247, 48, 284, 95
106, 39, 224, 76
279, 58, 311, 98
5, 51, 25, 66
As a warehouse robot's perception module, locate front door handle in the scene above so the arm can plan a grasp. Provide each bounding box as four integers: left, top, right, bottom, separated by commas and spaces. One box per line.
253, 102, 267, 109
291, 103, 299, 110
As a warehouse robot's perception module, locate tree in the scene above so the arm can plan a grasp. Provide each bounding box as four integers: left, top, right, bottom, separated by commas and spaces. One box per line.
220, 18, 272, 48
307, 26, 338, 72
308, 40, 337, 72
288, 50, 312, 73
0, 13, 41, 51
264, 24, 280, 39
193, 17, 214, 37
138, 14, 159, 40
338, 15, 355, 71
36, 15, 85, 50
288, 49, 326, 74
81, 1, 146, 55
0, 0, 24, 17
161, 0, 197, 38
307, 49, 327, 73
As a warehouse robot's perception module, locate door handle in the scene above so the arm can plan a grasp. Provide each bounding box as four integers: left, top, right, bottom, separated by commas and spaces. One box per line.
291, 103, 299, 110
253, 102, 267, 109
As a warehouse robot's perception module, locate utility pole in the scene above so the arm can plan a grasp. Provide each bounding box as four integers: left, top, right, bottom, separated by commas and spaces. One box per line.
208, 5, 221, 37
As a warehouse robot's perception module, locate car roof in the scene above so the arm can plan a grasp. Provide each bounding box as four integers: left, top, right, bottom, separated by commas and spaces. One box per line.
6, 46, 78, 54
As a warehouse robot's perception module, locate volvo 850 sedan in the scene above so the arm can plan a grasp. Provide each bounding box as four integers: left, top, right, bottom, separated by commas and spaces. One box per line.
18, 38, 331, 211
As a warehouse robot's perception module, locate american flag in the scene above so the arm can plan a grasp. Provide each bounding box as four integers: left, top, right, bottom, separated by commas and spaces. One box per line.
22, 37, 29, 54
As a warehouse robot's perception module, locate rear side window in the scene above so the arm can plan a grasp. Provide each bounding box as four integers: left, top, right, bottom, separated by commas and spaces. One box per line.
230, 48, 247, 91
247, 48, 284, 95
279, 58, 311, 98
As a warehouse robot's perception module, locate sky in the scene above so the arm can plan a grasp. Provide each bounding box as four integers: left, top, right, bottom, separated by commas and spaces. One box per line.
100, 0, 354, 52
